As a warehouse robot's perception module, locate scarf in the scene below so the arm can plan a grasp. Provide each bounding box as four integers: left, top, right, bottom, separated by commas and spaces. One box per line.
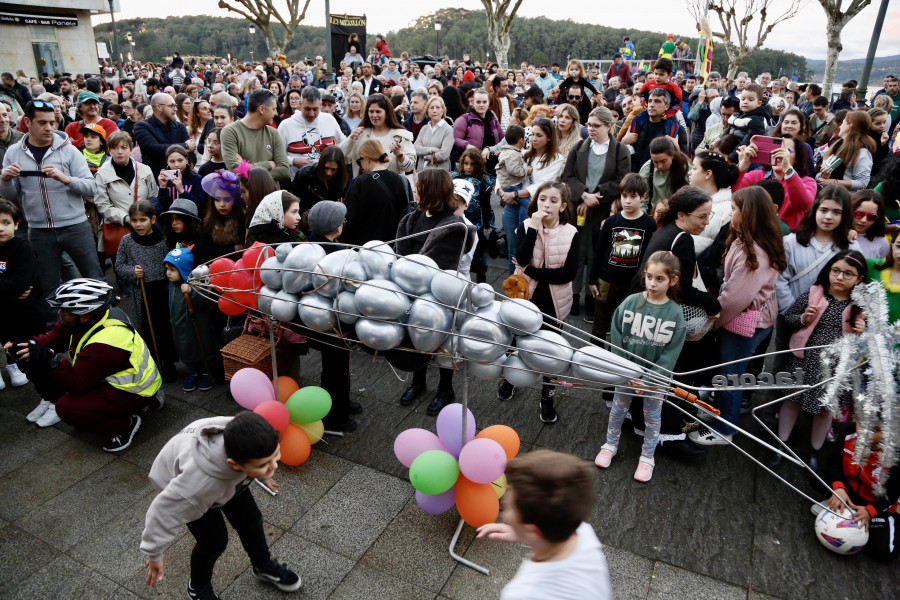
249, 190, 286, 230
83, 148, 106, 167
131, 229, 164, 246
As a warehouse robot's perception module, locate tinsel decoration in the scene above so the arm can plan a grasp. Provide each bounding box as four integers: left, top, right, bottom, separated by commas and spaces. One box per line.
820, 282, 900, 497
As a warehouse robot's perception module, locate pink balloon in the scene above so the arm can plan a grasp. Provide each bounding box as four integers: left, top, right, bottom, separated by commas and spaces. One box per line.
254, 400, 290, 433
394, 428, 451, 468
458, 438, 507, 484
415, 486, 457, 514
230, 368, 276, 410
436, 403, 476, 458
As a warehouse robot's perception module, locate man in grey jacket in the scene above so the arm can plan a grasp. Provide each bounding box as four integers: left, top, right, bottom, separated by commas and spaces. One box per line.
0, 100, 102, 305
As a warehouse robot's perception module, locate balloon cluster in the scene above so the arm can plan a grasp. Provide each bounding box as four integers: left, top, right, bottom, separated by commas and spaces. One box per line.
393, 404, 520, 528
229, 368, 331, 466
190, 241, 647, 389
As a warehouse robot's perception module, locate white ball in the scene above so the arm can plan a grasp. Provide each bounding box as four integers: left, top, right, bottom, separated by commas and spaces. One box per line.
516, 330, 573, 375
469, 282, 495, 307
391, 254, 439, 295
431, 269, 471, 307
498, 298, 543, 335
335, 291, 360, 324
282, 243, 326, 293
275, 243, 293, 262
311, 249, 358, 297
257, 286, 279, 315
814, 508, 869, 555
298, 293, 335, 332
355, 318, 405, 351
469, 354, 508, 380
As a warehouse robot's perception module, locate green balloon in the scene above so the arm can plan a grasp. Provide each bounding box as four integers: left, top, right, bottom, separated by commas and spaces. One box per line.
409, 450, 460, 495
285, 386, 333, 424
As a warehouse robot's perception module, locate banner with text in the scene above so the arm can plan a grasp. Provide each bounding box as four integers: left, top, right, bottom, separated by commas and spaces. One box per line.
329, 14, 366, 72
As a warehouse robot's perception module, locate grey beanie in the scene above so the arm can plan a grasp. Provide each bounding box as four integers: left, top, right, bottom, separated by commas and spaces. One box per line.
308, 201, 347, 236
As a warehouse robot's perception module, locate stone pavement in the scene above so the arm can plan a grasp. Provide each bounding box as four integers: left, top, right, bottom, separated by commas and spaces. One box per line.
0, 261, 896, 600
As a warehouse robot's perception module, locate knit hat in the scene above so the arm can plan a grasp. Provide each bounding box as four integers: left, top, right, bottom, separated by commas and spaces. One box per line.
79, 122, 107, 141
163, 244, 195, 282
160, 198, 201, 222
77, 90, 100, 105
308, 201, 346, 236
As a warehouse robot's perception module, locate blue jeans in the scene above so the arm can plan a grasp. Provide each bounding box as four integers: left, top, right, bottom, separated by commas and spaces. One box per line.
714, 326, 773, 435
28, 221, 103, 302
501, 185, 527, 274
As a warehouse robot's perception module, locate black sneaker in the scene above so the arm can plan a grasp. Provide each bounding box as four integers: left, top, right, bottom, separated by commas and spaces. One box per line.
426, 389, 456, 415
399, 383, 426, 406
348, 401, 363, 414
583, 295, 595, 323
102, 415, 142, 452
539, 389, 557, 423
323, 418, 357, 432
740, 397, 752, 414
253, 559, 302, 592
497, 379, 516, 401
187, 581, 221, 600
197, 373, 212, 392
183, 373, 198, 393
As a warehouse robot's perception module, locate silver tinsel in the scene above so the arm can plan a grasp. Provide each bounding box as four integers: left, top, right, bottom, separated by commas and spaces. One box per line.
820, 282, 900, 497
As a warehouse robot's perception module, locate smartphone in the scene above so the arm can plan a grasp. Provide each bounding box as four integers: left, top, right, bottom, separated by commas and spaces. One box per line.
18, 170, 46, 177
750, 136, 783, 165
695, 84, 704, 92
161, 169, 180, 179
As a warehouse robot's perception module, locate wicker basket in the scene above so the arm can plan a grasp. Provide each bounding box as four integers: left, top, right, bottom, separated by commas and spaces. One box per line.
221, 318, 290, 380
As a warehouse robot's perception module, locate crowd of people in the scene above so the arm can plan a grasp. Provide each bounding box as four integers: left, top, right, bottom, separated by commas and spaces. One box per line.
1, 31, 900, 598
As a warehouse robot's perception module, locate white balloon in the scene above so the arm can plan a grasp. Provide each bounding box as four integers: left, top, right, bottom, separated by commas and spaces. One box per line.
458, 315, 512, 362
502, 354, 541, 387
298, 293, 336, 332
340, 260, 368, 292
282, 244, 326, 293
271, 290, 300, 322
516, 330, 573, 375
259, 257, 284, 290
312, 249, 358, 297
407, 293, 452, 352
469, 354, 508, 380
358, 240, 395, 279
391, 254, 439, 295
354, 279, 411, 320
499, 298, 543, 335
335, 291, 360, 324
570, 345, 645, 385
275, 243, 294, 262
431, 269, 470, 307
469, 282, 495, 308
257, 286, 279, 315
355, 318, 405, 351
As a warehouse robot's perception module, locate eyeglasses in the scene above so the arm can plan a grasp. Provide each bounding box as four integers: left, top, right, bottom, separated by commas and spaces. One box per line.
829, 267, 859, 280
687, 211, 711, 220
567, 94, 582, 100
853, 210, 878, 222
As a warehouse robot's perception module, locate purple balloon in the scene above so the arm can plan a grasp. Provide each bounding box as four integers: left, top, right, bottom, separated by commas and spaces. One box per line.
436, 404, 476, 457
230, 368, 276, 410
416, 486, 457, 514
394, 428, 451, 468
459, 438, 508, 484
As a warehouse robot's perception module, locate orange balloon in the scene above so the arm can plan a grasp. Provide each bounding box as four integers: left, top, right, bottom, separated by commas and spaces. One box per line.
475, 425, 520, 461
455, 474, 499, 528
279, 423, 311, 466
273, 376, 300, 403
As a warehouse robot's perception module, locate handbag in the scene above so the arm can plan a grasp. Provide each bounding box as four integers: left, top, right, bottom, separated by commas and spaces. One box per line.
722, 300, 769, 338
672, 231, 715, 342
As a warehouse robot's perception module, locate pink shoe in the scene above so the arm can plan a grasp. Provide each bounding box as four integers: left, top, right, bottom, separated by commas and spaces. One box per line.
594, 443, 617, 468
634, 455, 655, 482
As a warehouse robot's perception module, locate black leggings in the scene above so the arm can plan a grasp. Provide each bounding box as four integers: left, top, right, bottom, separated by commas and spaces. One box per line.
185, 487, 270, 588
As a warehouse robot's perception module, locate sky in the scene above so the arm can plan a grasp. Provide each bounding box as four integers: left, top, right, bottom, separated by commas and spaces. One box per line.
94, 0, 900, 61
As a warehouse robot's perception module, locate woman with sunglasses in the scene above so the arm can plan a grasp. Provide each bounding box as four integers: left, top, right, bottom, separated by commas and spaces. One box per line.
850, 190, 888, 259
342, 94, 415, 179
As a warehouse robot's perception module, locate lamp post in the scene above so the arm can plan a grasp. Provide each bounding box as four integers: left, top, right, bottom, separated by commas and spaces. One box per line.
126, 32, 135, 65
107, 0, 122, 77
249, 24, 256, 62
434, 17, 441, 58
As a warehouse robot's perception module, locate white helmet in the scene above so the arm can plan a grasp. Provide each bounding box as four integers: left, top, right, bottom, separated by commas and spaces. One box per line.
48, 278, 115, 315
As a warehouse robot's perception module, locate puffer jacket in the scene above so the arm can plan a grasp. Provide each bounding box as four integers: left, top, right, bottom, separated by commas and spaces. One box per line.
453, 108, 503, 151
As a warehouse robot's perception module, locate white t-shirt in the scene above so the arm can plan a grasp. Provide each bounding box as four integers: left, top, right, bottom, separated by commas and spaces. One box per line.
501, 523, 612, 600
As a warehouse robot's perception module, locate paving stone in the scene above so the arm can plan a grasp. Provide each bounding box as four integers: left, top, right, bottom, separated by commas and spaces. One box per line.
0, 406, 70, 478
18, 459, 155, 552
329, 562, 434, 600
439, 531, 525, 600
106, 586, 142, 600
222, 532, 354, 599
362, 500, 477, 593
646, 561, 747, 600
532, 384, 610, 458
6, 554, 119, 600
0, 524, 61, 596
292, 465, 412, 560
320, 399, 417, 470
0, 436, 114, 520
604, 544, 655, 600
118, 400, 215, 470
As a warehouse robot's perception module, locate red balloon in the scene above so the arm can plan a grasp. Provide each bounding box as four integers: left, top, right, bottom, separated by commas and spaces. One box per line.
209, 258, 235, 288
280, 423, 312, 466
455, 475, 500, 528
234, 258, 246, 270
243, 241, 273, 270
254, 400, 290, 433
229, 269, 254, 291
218, 292, 246, 316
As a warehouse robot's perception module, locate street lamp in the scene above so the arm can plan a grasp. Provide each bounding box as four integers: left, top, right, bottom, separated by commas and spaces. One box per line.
434, 17, 441, 58
126, 32, 135, 64
249, 24, 256, 62
107, 0, 122, 77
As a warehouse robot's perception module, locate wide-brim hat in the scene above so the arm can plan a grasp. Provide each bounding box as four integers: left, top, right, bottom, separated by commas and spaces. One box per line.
160, 198, 201, 222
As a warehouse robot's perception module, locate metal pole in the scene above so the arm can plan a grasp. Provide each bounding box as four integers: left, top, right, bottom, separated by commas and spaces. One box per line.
857, 0, 889, 104
325, 0, 333, 81
107, 0, 122, 78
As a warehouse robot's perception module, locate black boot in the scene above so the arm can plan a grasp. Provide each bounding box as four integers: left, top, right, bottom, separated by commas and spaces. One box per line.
570, 294, 581, 317
808, 446, 824, 476
583, 294, 595, 324
427, 388, 456, 415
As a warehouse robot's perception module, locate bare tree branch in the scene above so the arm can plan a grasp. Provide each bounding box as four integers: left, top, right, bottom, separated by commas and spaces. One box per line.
218, 0, 311, 56
816, 0, 872, 92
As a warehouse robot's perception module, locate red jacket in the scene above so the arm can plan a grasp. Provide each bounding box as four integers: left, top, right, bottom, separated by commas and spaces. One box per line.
733, 170, 817, 231
35, 318, 131, 395
828, 433, 900, 518
605, 62, 631, 86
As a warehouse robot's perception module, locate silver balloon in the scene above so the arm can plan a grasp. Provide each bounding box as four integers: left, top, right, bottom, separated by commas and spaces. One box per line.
257, 286, 279, 315
275, 243, 293, 262
335, 291, 360, 324
458, 315, 511, 362
434, 335, 460, 369
407, 293, 452, 352
499, 298, 543, 335
358, 240, 395, 280
298, 293, 336, 332
355, 318, 405, 351
469, 282, 495, 308
282, 243, 326, 293
340, 260, 368, 292
311, 249, 358, 297
469, 354, 508, 380
390, 254, 438, 295
271, 290, 300, 322
259, 257, 284, 290
570, 345, 645, 386
475, 300, 504, 323
502, 354, 541, 387
354, 279, 411, 320
516, 330, 573, 375
431, 269, 470, 307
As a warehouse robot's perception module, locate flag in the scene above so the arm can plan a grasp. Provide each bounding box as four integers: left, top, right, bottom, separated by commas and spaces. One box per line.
700, 37, 714, 78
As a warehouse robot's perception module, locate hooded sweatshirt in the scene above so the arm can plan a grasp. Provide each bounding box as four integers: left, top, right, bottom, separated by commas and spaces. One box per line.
141, 416, 250, 561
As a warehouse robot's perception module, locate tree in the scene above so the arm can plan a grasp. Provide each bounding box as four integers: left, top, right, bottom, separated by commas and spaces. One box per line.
217, 0, 312, 57
687, 0, 803, 79
481, 0, 525, 69
816, 0, 871, 93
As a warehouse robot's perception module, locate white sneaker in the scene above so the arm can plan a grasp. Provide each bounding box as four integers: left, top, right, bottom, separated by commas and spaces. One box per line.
6, 363, 27, 387
36, 404, 61, 427
26, 399, 52, 422
688, 426, 733, 446
811, 503, 826, 517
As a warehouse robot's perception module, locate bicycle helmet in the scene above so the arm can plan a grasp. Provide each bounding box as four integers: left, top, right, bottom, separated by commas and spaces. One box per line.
48, 278, 115, 315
